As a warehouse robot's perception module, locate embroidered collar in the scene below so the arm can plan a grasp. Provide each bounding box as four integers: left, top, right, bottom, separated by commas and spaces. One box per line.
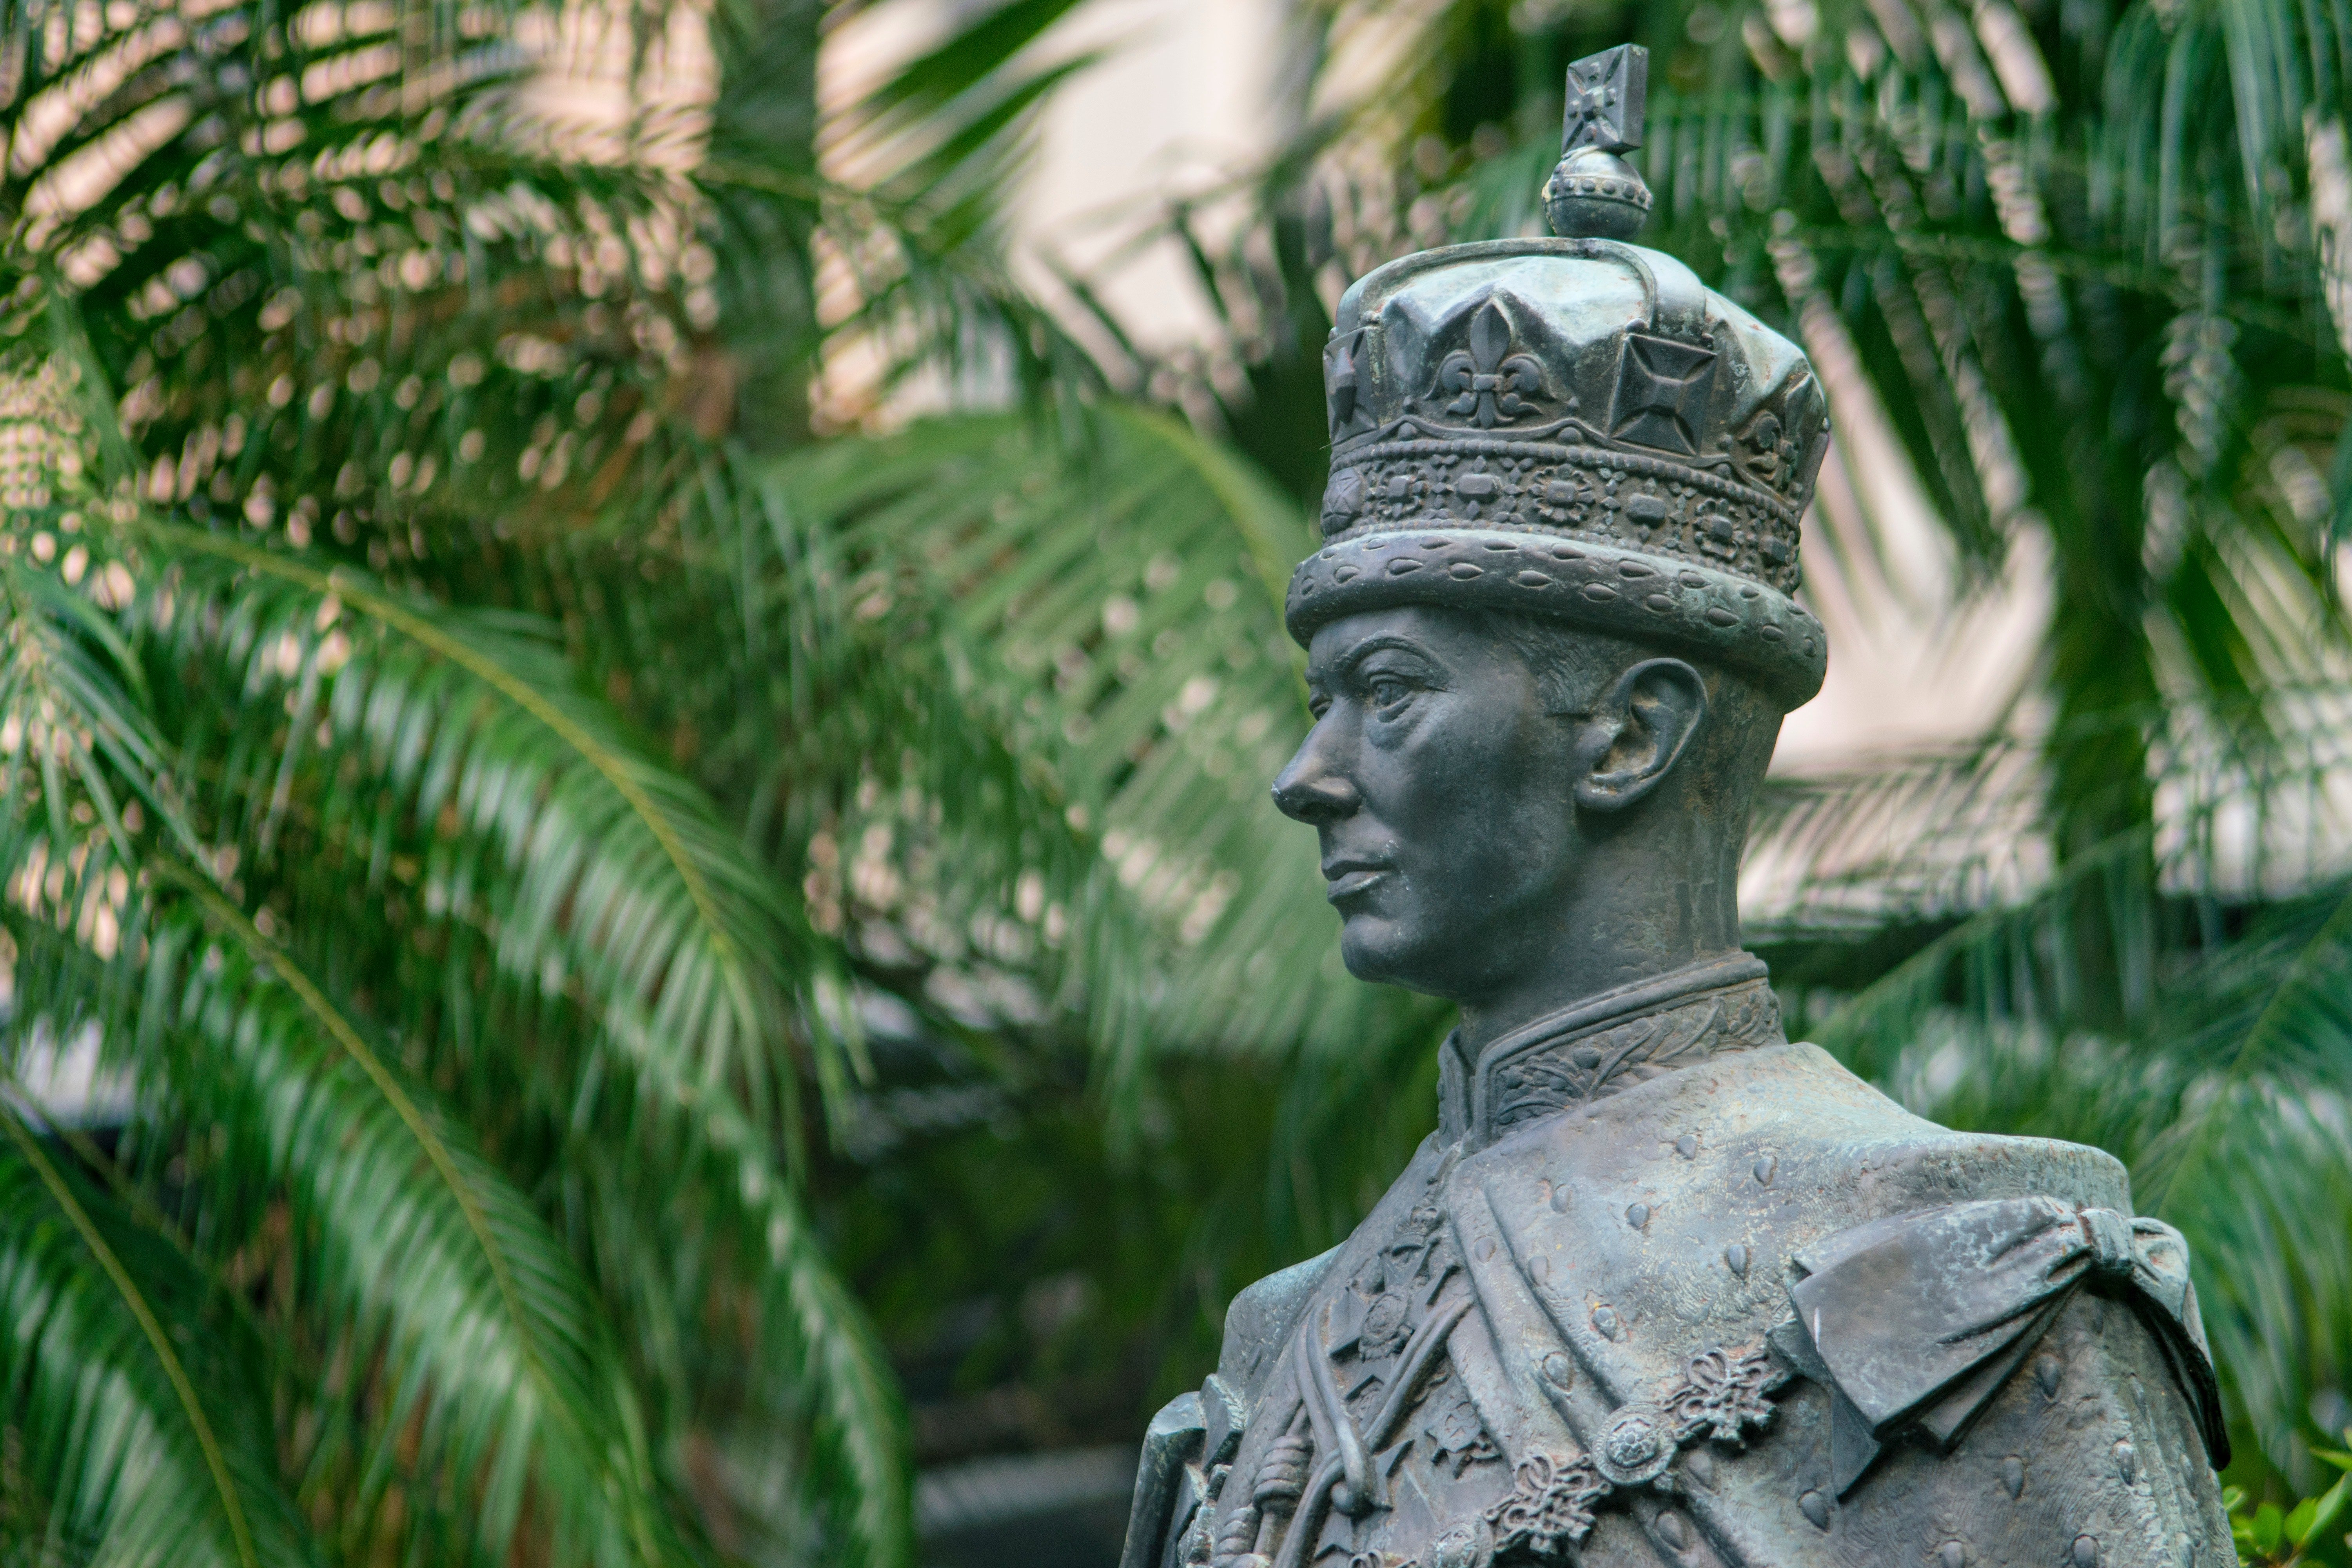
1436, 953, 1784, 1150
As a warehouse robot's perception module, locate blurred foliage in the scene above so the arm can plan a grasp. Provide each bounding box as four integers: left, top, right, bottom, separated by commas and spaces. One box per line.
0, 0, 2347, 1560
2230, 1431, 2352, 1563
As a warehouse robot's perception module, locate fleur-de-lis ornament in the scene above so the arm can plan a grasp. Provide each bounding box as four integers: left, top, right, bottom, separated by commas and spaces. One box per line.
1440, 300, 1544, 428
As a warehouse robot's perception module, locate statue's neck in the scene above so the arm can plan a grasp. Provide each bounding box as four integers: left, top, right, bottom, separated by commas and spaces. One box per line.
1452, 824, 1745, 1061
1455, 942, 1744, 1061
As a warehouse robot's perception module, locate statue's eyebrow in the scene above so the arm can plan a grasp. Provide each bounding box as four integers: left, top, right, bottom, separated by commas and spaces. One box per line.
1309, 633, 1436, 688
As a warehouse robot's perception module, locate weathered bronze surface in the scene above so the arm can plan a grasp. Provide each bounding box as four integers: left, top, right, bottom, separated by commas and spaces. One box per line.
1121, 43, 2231, 1568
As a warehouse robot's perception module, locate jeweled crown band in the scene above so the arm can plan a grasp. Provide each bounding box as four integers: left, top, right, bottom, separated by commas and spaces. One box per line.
1320, 437, 1804, 598
1284, 528, 1828, 710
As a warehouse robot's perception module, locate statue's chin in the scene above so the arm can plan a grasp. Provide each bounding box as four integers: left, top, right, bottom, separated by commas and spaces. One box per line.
1337, 917, 1446, 996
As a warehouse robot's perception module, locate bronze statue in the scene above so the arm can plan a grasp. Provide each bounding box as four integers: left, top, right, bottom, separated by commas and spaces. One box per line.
1120, 44, 2231, 1568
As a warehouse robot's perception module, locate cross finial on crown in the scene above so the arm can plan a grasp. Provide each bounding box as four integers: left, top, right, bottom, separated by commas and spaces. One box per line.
1544, 44, 1654, 239
1562, 44, 1647, 156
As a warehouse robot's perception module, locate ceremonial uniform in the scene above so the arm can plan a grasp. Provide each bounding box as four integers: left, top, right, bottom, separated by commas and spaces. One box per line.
1122, 957, 2230, 1568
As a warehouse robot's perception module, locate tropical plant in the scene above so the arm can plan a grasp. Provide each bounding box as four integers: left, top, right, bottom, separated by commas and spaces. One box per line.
0, 0, 1125, 1557
2232, 1429, 2352, 1564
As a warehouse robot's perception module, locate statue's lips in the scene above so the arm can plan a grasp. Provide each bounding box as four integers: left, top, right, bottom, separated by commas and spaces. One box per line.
1323, 862, 1392, 900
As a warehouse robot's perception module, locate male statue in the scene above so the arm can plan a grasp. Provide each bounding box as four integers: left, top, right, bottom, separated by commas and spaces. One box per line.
1120, 43, 2231, 1568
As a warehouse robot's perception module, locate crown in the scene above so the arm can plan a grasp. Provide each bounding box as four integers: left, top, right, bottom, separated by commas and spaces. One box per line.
1287, 45, 1832, 710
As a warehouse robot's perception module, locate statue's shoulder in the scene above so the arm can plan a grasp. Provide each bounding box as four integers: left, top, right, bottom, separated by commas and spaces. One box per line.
1750, 1040, 2135, 1210
1466, 1038, 2132, 1216
1215, 1243, 1342, 1403
1447, 1037, 2153, 1435
1117, 1252, 1339, 1568
1437, 1042, 2229, 1561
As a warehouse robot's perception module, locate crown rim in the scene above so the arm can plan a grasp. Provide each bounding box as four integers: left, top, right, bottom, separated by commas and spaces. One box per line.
1284, 528, 1827, 710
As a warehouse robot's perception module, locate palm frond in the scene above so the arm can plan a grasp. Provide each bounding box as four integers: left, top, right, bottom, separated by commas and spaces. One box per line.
770, 407, 1359, 1051
4, 882, 684, 1566
144, 525, 829, 1119
119, 488, 951, 1558
0, 0, 1150, 1553
0, 1104, 316, 1568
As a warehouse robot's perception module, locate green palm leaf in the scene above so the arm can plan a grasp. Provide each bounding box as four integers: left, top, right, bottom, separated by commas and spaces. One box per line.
143, 527, 828, 1118
3, 882, 679, 1566
0, 1105, 316, 1568
772, 408, 1318, 1053
0, 0, 1143, 1552
128, 532, 916, 1555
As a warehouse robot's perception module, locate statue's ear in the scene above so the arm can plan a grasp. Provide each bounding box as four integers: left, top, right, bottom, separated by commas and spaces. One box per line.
1572, 658, 1708, 812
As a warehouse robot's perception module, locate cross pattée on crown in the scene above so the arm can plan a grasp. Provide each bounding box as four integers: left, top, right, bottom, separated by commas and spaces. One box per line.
1562, 44, 1647, 156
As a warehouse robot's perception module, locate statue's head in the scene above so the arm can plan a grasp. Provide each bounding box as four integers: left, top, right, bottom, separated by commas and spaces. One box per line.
1273, 604, 1786, 1004
1270, 45, 1831, 1025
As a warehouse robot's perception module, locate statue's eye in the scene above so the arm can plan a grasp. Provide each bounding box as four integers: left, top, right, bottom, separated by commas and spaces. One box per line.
1367, 674, 1411, 711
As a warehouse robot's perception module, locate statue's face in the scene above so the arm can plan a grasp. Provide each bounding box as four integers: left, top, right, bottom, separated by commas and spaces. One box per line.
1272, 604, 1588, 1002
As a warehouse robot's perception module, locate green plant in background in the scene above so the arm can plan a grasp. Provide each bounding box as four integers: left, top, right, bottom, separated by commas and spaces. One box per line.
0, 0, 1114, 1558
2231, 1430, 2352, 1563
0, 0, 2349, 1561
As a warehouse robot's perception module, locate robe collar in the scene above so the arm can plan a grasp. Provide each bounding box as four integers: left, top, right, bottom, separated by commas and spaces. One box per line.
1436, 952, 1784, 1151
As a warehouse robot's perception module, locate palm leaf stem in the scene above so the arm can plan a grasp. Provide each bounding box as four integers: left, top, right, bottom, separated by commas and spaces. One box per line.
159, 862, 530, 1410
5, 1068, 278, 1350
0, 1093, 259, 1568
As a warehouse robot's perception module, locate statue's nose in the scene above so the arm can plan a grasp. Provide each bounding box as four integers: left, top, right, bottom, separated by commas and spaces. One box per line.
1271, 736, 1359, 824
